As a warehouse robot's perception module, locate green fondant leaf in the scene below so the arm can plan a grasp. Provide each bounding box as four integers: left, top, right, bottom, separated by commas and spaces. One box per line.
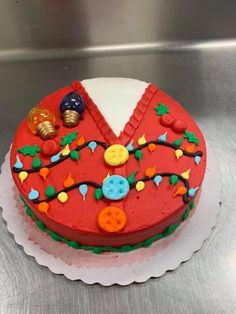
70, 150, 80, 161
169, 175, 179, 186
184, 130, 199, 146
60, 131, 78, 146
32, 156, 41, 169
17, 144, 41, 157
154, 103, 170, 116
127, 170, 138, 185
173, 138, 183, 147
45, 185, 56, 197
134, 150, 143, 161
94, 188, 103, 200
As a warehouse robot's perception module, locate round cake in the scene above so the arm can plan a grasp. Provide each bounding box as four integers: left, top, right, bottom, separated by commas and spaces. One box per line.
10, 78, 206, 253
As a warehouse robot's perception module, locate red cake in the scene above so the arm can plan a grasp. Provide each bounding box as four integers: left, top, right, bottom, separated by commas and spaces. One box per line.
10, 78, 206, 254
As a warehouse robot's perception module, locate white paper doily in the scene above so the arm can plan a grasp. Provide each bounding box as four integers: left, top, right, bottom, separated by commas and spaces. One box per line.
0, 145, 221, 286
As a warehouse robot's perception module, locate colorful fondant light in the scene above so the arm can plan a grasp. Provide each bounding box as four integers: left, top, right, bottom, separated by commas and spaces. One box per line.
194, 156, 201, 165
60, 91, 85, 127
27, 106, 56, 140
138, 134, 146, 145
19, 171, 28, 183
28, 188, 39, 200
63, 173, 75, 188
39, 167, 50, 181
57, 192, 68, 203
154, 175, 162, 186
174, 186, 187, 197
188, 187, 199, 197
14, 155, 23, 169
77, 136, 86, 146
126, 140, 134, 152
51, 151, 61, 163
135, 180, 145, 192
104, 144, 129, 166
61, 144, 70, 156
79, 184, 88, 201
175, 149, 183, 159
147, 143, 156, 152
181, 169, 191, 180
158, 131, 168, 142
102, 175, 129, 200
88, 141, 97, 153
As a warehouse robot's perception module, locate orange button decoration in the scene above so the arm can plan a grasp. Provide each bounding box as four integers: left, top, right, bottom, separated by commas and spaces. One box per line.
98, 206, 127, 232
147, 143, 156, 152
144, 167, 156, 178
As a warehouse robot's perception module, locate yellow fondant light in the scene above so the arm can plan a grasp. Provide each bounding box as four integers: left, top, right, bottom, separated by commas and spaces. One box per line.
104, 144, 129, 166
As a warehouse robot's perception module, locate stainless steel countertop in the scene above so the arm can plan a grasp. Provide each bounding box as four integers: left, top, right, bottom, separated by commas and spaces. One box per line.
0, 47, 235, 313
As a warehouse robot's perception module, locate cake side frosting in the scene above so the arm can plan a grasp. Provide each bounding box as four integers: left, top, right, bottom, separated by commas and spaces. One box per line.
10, 78, 206, 249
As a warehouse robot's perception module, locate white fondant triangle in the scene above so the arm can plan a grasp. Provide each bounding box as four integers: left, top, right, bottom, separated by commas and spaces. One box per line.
81, 78, 149, 136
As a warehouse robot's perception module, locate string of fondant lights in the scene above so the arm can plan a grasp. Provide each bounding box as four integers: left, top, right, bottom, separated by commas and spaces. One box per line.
13, 133, 202, 174
30, 171, 192, 205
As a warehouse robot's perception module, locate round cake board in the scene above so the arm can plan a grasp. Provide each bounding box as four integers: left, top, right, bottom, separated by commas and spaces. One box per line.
0, 144, 221, 286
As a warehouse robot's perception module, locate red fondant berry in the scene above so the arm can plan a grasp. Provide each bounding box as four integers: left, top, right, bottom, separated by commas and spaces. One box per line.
41, 139, 60, 157
160, 114, 175, 127
172, 119, 187, 133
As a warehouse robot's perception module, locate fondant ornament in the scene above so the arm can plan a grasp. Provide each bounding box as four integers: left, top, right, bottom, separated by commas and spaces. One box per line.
39, 167, 50, 181
104, 144, 129, 166
19, 171, 28, 183
98, 206, 127, 233
135, 181, 145, 192
188, 187, 199, 197
160, 114, 175, 127
158, 131, 168, 142
79, 184, 88, 201
27, 106, 56, 140
181, 169, 191, 180
61, 144, 70, 156
154, 175, 162, 186
102, 175, 130, 200
172, 119, 187, 133
194, 156, 201, 165
41, 139, 60, 157
138, 134, 146, 145
28, 188, 39, 200
57, 192, 68, 203
60, 91, 85, 127
14, 155, 23, 169
51, 151, 61, 163
126, 140, 134, 152
175, 149, 183, 159
88, 141, 97, 153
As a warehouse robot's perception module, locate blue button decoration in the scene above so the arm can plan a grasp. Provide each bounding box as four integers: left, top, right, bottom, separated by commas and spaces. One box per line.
102, 175, 130, 200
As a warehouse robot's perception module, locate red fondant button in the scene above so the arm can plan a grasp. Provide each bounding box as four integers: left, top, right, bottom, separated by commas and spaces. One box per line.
160, 114, 175, 127
41, 139, 60, 157
172, 119, 187, 133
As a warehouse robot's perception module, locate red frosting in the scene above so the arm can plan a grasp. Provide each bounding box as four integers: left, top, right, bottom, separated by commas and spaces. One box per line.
10, 81, 206, 247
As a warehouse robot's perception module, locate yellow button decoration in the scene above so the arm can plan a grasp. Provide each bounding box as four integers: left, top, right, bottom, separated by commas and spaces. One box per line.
57, 192, 68, 203
181, 169, 191, 180
61, 144, 70, 156
175, 149, 183, 159
19, 171, 28, 183
138, 134, 147, 145
135, 180, 145, 192
104, 144, 129, 166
